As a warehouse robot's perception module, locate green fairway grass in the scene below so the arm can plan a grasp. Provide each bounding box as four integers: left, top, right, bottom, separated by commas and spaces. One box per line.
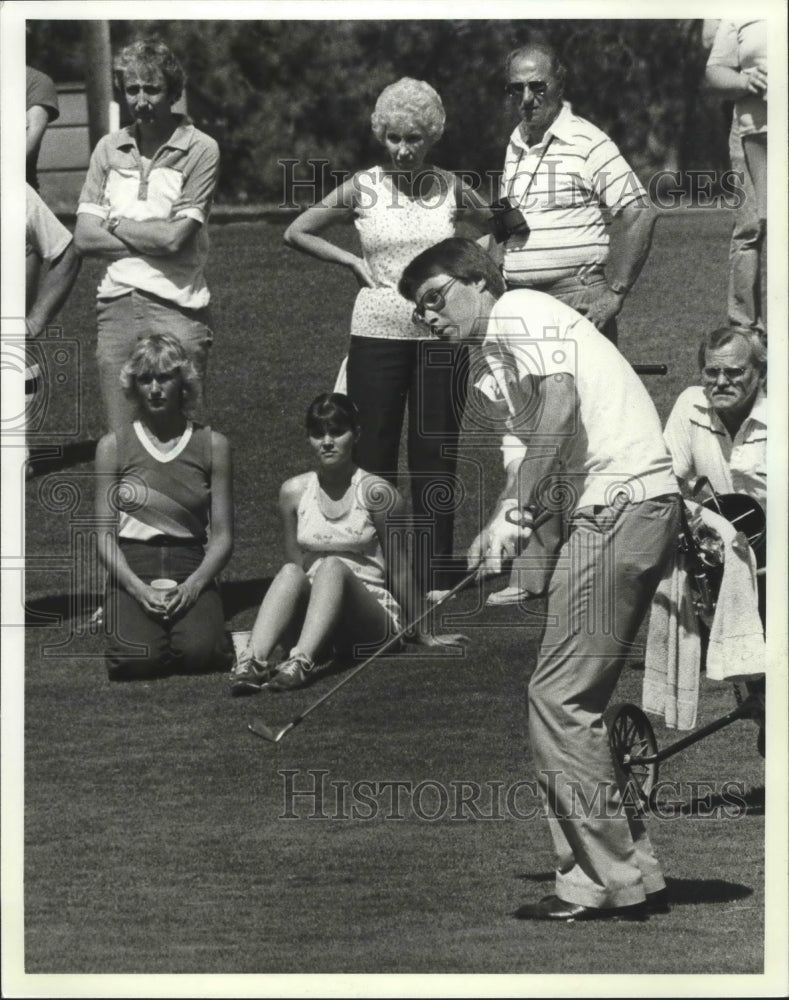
20, 210, 766, 975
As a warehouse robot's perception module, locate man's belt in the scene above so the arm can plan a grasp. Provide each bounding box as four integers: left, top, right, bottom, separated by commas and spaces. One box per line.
506, 267, 607, 295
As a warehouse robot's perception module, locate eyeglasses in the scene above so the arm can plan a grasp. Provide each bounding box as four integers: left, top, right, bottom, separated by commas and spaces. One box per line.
504, 81, 548, 99
701, 366, 748, 383
412, 277, 459, 325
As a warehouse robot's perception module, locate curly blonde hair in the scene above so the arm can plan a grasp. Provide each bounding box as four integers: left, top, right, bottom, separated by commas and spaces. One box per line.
113, 37, 186, 104
120, 333, 200, 418
371, 78, 446, 146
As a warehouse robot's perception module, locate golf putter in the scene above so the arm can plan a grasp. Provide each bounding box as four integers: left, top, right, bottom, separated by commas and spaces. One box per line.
248, 568, 478, 745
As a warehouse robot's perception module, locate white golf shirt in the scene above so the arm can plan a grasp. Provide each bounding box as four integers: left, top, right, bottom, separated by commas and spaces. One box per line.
663, 385, 767, 509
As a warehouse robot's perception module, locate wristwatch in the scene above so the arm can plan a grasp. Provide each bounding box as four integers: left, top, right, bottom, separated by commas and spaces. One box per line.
107, 217, 121, 235
608, 279, 629, 296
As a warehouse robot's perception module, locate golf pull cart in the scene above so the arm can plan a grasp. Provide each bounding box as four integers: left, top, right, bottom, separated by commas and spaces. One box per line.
605, 487, 766, 809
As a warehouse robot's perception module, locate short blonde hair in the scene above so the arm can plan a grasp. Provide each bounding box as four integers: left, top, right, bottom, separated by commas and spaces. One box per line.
119, 333, 200, 418
371, 77, 446, 146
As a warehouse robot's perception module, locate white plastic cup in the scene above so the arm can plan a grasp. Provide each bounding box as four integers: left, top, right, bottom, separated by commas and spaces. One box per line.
150, 578, 177, 591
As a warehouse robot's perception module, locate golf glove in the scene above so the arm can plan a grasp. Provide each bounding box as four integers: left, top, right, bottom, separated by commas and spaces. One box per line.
482, 499, 534, 574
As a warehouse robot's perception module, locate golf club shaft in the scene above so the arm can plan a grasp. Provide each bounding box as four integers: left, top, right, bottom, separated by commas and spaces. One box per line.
275, 567, 479, 733
250, 506, 554, 743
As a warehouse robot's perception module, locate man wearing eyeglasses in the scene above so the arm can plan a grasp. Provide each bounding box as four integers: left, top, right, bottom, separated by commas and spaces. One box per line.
663, 327, 766, 510
400, 237, 681, 922
663, 327, 767, 752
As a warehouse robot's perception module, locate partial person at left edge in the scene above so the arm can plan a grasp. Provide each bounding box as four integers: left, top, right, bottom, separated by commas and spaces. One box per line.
74, 37, 220, 436
25, 184, 81, 475
27, 65, 60, 192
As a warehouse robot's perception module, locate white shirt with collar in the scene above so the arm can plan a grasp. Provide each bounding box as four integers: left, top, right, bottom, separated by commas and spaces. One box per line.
663, 385, 767, 509
77, 117, 219, 310
502, 102, 646, 287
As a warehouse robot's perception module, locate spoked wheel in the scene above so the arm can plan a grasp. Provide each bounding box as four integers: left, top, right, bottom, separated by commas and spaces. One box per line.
604, 703, 659, 810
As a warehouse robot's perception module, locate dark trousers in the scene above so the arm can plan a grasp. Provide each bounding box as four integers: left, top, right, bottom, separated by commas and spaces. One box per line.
347, 336, 469, 590
105, 539, 229, 679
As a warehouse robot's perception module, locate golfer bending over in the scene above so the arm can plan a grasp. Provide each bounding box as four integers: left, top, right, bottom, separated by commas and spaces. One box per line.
231, 392, 464, 695
95, 334, 234, 680
399, 238, 681, 922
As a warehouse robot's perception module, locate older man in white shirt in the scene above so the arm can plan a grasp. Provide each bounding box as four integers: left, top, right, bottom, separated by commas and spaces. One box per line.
664, 326, 766, 510
664, 325, 766, 634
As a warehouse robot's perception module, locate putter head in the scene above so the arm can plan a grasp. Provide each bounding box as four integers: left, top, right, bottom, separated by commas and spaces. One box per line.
248, 720, 291, 744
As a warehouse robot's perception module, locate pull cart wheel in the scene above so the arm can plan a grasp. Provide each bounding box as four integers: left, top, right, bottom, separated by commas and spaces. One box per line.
604, 702, 659, 809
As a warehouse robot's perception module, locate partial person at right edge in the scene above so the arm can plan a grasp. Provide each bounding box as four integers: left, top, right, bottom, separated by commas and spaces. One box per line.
75, 38, 219, 436
701, 20, 765, 332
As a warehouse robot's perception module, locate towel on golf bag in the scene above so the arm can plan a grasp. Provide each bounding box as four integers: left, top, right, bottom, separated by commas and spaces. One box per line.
643, 545, 701, 730
699, 505, 765, 683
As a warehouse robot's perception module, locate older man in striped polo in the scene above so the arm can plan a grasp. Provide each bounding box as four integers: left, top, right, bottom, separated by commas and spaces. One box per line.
488, 38, 658, 606
499, 39, 657, 343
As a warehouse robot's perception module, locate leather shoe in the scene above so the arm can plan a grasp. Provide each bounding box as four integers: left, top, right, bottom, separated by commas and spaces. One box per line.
514, 894, 648, 922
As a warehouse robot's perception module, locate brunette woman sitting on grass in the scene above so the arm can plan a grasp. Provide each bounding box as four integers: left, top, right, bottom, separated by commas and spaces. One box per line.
95, 333, 233, 680
230, 392, 465, 695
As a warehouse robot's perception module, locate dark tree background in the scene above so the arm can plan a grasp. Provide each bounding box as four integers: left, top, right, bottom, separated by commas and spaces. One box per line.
27, 18, 729, 205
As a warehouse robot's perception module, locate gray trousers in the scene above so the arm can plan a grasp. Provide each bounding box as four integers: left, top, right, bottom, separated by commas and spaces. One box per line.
95, 289, 213, 434
728, 118, 765, 330
528, 494, 680, 908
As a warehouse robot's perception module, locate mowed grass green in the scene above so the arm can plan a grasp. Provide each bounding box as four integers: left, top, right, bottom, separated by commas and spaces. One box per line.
21, 211, 766, 975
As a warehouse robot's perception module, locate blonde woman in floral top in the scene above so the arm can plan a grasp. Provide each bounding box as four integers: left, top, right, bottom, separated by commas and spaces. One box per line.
285, 78, 491, 599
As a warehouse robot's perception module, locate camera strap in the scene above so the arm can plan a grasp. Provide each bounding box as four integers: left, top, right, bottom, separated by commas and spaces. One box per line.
506, 135, 555, 206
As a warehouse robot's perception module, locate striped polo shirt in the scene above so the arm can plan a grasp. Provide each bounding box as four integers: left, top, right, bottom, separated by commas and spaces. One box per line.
663, 386, 766, 510
502, 103, 647, 287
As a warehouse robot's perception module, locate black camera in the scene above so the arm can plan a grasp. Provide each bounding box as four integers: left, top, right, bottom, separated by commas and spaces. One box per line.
488, 196, 530, 244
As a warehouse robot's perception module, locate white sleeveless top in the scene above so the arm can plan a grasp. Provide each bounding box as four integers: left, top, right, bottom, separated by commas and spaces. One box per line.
350, 165, 457, 341
296, 469, 401, 626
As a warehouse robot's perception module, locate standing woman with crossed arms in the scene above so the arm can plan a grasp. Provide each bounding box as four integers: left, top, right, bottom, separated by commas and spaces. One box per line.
284, 78, 491, 600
